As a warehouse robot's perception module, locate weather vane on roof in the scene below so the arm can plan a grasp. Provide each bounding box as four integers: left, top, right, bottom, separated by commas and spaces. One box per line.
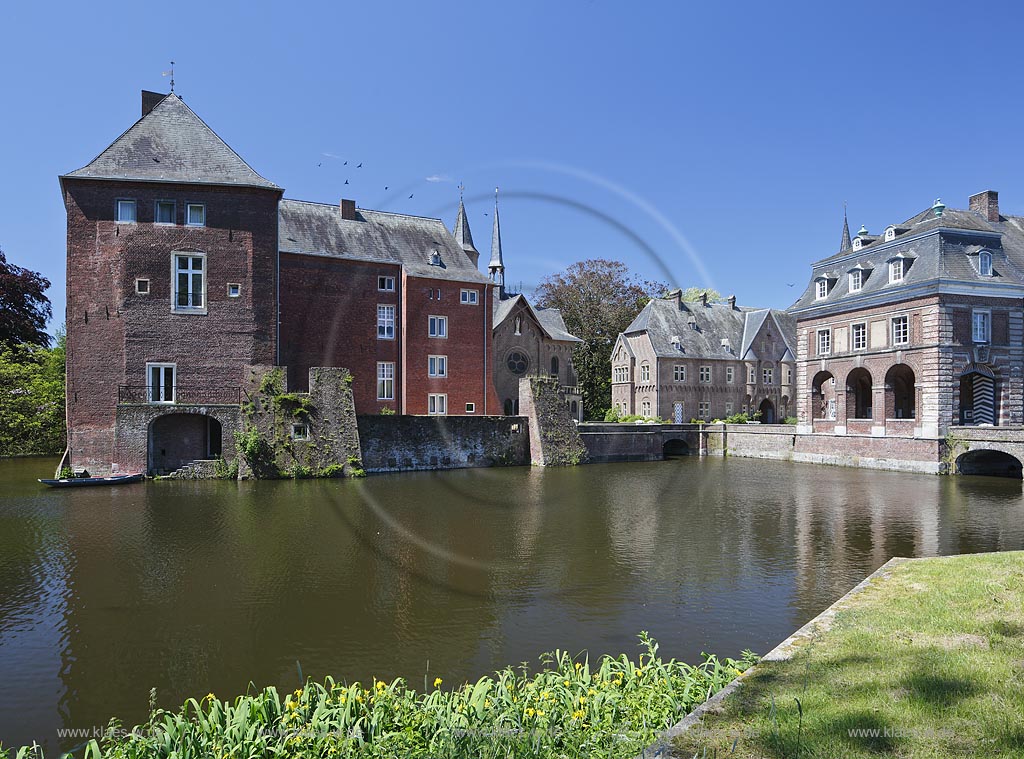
162, 61, 175, 93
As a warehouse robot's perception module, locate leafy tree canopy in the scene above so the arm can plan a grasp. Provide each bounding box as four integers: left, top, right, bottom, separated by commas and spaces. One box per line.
679, 286, 724, 302
0, 248, 52, 348
534, 259, 667, 419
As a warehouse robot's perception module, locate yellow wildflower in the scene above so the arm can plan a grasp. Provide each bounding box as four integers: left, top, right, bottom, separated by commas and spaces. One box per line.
572, 709, 585, 719
579, 696, 587, 704
588, 688, 596, 696
294, 688, 303, 697
376, 681, 386, 691
575, 662, 582, 670
206, 693, 216, 701
525, 707, 536, 717
563, 679, 570, 687
433, 677, 443, 688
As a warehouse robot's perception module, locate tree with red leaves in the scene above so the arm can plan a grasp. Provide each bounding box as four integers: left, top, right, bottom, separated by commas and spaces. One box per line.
0, 248, 52, 347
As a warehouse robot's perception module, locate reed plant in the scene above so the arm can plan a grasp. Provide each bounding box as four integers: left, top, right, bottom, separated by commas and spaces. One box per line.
4, 633, 756, 759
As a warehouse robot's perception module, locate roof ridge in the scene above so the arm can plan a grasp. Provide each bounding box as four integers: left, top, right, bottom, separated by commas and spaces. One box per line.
281, 197, 445, 223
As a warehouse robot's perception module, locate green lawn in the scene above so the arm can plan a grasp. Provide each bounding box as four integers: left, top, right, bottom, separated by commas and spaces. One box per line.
671, 551, 1024, 758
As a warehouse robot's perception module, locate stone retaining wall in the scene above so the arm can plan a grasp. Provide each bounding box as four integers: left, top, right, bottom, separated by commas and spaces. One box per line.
358, 415, 530, 473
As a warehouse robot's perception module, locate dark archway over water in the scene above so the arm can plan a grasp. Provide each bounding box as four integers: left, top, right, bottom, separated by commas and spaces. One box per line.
663, 438, 690, 457
957, 449, 1023, 479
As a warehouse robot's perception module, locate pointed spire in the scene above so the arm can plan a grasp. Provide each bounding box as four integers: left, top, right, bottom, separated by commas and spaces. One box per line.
489, 187, 505, 287
452, 184, 479, 267
840, 202, 852, 253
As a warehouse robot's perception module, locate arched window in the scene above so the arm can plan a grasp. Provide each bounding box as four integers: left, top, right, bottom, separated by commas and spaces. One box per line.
551, 356, 559, 376
979, 250, 993, 276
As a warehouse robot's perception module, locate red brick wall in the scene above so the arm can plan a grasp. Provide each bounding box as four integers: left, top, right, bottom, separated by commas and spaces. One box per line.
402, 273, 499, 415
63, 178, 280, 471
278, 254, 402, 412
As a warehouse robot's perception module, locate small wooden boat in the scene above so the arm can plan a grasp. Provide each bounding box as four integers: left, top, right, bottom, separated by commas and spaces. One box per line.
38, 473, 145, 488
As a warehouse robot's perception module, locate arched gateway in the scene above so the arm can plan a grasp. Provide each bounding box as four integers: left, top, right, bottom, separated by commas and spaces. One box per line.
149, 413, 223, 475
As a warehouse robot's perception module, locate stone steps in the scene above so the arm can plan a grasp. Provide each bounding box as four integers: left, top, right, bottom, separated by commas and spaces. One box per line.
164, 460, 220, 480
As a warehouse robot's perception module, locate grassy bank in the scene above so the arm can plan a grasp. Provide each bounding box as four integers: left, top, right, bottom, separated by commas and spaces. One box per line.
1, 634, 755, 759
672, 551, 1024, 758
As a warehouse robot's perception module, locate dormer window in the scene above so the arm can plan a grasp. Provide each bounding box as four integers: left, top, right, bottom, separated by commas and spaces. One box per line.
849, 269, 864, 293
889, 258, 905, 283
852, 237, 863, 250
720, 338, 731, 352
429, 251, 442, 266
815, 277, 830, 300
979, 250, 993, 276
884, 226, 896, 242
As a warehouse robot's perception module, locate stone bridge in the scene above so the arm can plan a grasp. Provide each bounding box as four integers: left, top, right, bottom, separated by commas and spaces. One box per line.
577, 423, 712, 462
948, 426, 1024, 477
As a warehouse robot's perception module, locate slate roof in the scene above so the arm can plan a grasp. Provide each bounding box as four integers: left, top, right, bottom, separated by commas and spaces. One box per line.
790, 202, 1024, 311
279, 199, 491, 284
62, 94, 280, 190
622, 297, 794, 360
492, 293, 582, 343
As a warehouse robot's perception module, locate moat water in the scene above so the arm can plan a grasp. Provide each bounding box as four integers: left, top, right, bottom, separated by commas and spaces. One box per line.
1, 455, 1023, 751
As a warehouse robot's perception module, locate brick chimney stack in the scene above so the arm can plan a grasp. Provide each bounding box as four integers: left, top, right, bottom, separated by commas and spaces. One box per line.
340, 198, 357, 220
969, 190, 1000, 222
728, 294, 737, 310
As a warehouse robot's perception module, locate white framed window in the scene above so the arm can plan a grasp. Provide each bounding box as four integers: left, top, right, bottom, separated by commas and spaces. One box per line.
849, 269, 863, 293
377, 305, 395, 339
784, 366, 792, 384
155, 200, 176, 225
429, 315, 448, 338
726, 366, 735, 384
852, 322, 867, 351
291, 423, 309, 441
889, 258, 904, 283
116, 199, 136, 223
972, 310, 991, 344
699, 366, 712, 383
725, 402, 734, 415
466, 402, 476, 413
135, 278, 150, 295
378, 276, 395, 292
428, 355, 448, 377
186, 203, 206, 227
227, 283, 241, 298
640, 362, 651, 382
979, 251, 993, 276
377, 362, 395, 400
748, 366, 756, 383
817, 329, 831, 356
428, 393, 447, 415
698, 401, 710, 419
614, 366, 629, 383
172, 253, 205, 311
146, 363, 176, 404
885, 226, 896, 242
640, 400, 651, 417
891, 315, 909, 346
460, 289, 479, 305
673, 364, 685, 382
428, 288, 442, 300
815, 278, 829, 299
763, 367, 773, 385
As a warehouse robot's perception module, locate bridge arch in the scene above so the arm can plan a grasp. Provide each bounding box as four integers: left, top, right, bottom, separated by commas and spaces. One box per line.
148, 413, 223, 475
956, 449, 1022, 479
663, 438, 691, 457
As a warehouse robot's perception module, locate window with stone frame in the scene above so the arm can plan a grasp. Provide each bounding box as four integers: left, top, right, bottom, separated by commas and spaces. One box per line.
377, 362, 395, 400
173, 253, 205, 310
891, 315, 909, 346
699, 365, 712, 383
641, 400, 652, 417
889, 258, 905, 283
849, 269, 863, 293
763, 366, 773, 385
673, 364, 685, 382
816, 329, 831, 356
427, 393, 447, 415
377, 305, 396, 339
726, 366, 735, 384
640, 362, 651, 382
852, 322, 867, 351
698, 401, 710, 419
972, 310, 991, 344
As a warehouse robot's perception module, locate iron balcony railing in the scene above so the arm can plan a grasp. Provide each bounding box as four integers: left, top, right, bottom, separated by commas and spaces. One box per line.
118, 385, 242, 405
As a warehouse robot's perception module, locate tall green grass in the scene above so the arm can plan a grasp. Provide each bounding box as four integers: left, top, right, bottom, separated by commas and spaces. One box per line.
4, 633, 756, 759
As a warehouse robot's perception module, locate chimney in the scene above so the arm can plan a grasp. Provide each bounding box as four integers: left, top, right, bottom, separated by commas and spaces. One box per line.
665, 288, 683, 308
141, 90, 166, 117
700, 291, 708, 307
340, 198, 357, 220
728, 294, 737, 310
969, 190, 1000, 222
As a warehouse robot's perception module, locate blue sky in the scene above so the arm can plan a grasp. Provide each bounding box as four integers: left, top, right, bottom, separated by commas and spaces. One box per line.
4, 0, 1024, 331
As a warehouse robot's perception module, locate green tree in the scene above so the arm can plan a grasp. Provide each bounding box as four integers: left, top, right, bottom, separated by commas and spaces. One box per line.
534, 260, 667, 419
0, 341, 66, 456
679, 286, 723, 302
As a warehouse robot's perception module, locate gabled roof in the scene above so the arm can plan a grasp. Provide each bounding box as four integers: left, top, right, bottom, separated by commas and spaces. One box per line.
62, 94, 280, 190
492, 293, 582, 343
621, 297, 794, 361
279, 199, 490, 284
791, 202, 1024, 311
